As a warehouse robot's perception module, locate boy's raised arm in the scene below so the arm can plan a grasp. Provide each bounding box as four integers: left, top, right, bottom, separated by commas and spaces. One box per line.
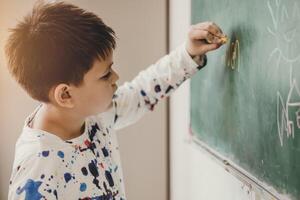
100, 22, 225, 130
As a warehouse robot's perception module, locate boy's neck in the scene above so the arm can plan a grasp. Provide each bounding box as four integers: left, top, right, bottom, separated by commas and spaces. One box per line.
32, 103, 86, 141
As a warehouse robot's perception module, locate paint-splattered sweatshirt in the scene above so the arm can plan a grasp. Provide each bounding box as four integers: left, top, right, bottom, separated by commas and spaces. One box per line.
8, 43, 207, 200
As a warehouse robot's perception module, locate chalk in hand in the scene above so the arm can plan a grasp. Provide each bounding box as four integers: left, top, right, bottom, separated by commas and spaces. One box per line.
205, 34, 228, 44
220, 35, 228, 44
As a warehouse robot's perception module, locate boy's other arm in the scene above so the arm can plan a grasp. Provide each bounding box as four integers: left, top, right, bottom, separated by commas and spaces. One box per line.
104, 22, 225, 130
8, 155, 61, 200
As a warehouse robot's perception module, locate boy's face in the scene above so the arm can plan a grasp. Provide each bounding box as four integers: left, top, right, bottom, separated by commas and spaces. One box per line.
68, 52, 119, 117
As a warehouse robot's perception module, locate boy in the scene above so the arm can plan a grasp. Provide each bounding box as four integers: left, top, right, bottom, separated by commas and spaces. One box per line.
5, 1, 225, 199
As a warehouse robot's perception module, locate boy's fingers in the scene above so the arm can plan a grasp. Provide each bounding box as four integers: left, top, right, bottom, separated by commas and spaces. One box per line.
189, 29, 215, 42
201, 43, 220, 52
189, 29, 221, 44
206, 22, 223, 37
193, 22, 223, 37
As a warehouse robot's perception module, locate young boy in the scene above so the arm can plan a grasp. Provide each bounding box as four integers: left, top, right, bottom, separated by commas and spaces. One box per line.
5, 1, 225, 199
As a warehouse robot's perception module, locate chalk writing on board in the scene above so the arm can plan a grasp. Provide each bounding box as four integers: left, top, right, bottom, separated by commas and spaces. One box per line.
267, 0, 300, 146
226, 39, 240, 71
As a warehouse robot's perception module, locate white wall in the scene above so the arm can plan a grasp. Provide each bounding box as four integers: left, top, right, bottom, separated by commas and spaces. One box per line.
169, 0, 282, 200
0, 1, 167, 200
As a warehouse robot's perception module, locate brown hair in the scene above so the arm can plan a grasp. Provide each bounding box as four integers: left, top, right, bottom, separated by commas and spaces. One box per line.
5, 1, 116, 102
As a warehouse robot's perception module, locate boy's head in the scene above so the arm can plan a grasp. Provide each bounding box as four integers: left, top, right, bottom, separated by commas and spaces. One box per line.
5, 1, 119, 116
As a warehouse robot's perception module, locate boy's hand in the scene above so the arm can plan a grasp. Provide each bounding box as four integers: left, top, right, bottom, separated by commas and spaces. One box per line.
186, 22, 226, 57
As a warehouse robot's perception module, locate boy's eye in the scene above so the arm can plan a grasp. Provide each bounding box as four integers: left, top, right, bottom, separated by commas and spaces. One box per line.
101, 71, 112, 80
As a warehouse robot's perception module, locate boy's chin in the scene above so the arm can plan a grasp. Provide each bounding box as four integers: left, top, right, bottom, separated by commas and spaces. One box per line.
105, 101, 114, 111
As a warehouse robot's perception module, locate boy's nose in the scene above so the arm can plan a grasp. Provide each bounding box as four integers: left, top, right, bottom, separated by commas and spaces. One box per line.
112, 69, 119, 84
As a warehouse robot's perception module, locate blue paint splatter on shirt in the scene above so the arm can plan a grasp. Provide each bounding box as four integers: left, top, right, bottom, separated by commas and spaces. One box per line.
42, 151, 49, 157
64, 173, 72, 183
154, 84, 161, 93
102, 147, 109, 157
57, 151, 64, 158
16, 179, 43, 200
81, 167, 88, 176
80, 183, 87, 192
105, 170, 114, 187
140, 90, 146, 96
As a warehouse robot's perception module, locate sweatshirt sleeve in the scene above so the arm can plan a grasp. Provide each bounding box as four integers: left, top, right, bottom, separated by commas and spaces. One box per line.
109, 43, 207, 130
8, 155, 61, 200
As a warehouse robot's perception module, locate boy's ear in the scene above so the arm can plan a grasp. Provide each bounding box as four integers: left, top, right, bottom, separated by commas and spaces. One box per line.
53, 84, 75, 108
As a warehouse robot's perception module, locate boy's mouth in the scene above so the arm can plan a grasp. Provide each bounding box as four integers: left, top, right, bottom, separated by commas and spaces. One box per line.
112, 84, 118, 91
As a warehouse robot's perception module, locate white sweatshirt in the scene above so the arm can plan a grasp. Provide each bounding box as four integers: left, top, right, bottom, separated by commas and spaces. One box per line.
8, 43, 206, 200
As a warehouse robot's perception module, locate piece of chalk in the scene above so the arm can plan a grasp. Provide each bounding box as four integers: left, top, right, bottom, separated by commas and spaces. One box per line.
220, 36, 228, 44
205, 35, 228, 44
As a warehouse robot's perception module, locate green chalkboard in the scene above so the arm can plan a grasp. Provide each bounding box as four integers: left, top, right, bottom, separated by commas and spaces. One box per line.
190, 0, 300, 199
